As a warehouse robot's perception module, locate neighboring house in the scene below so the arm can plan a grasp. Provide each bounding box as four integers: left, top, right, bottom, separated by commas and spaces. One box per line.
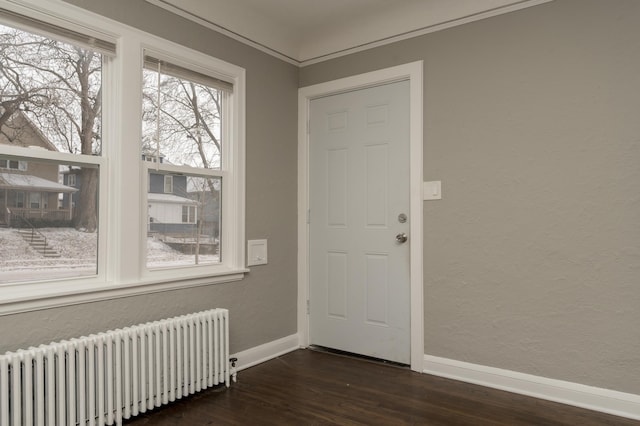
144, 147, 199, 236
0, 111, 77, 227
142, 147, 220, 238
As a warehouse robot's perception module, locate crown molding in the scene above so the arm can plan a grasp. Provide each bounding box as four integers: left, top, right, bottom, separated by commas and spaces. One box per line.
146, 0, 553, 67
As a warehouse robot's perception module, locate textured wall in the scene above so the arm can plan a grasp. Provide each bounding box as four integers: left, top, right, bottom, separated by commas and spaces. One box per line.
0, 0, 299, 354
301, 0, 640, 394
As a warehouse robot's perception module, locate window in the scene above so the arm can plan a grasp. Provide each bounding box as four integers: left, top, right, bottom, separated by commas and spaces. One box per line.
14, 191, 25, 208
0, 15, 106, 286
142, 53, 231, 270
0, 4, 245, 312
163, 175, 173, 193
28, 192, 41, 209
0, 159, 26, 170
181, 205, 194, 223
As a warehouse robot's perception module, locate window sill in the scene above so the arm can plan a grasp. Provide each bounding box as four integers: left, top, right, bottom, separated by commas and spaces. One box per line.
0, 268, 249, 316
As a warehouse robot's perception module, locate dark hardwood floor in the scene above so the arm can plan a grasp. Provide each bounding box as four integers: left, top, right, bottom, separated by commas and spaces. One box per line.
125, 349, 636, 425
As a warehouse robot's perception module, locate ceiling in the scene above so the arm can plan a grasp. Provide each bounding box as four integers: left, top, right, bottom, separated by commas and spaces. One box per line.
146, 0, 552, 66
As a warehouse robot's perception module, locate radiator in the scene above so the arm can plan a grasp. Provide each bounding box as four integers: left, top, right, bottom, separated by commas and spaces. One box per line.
0, 308, 235, 426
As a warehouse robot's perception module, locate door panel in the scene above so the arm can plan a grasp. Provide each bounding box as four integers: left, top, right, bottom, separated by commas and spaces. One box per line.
309, 80, 410, 364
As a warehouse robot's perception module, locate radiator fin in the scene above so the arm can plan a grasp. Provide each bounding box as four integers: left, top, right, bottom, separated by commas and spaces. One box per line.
0, 308, 231, 425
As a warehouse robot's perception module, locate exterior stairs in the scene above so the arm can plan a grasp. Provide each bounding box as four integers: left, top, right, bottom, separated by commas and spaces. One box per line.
17, 229, 61, 258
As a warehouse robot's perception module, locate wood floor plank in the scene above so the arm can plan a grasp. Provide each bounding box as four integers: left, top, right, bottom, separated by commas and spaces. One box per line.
124, 349, 637, 425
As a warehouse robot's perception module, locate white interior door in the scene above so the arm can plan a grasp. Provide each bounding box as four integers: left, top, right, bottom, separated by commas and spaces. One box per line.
309, 80, 410, 364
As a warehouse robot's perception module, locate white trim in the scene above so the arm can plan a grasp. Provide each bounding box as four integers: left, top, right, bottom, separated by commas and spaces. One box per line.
144, 0, 299, 66
144, 0, 552, 67
0, 0, 247, 314
1, 0, 120, 47
0, 144, 104, 167
299, 0, 554, 66
424, 355, 640, 421
298, 61, 424, 372
232, 334, 301, 372
0, 270, 248, 316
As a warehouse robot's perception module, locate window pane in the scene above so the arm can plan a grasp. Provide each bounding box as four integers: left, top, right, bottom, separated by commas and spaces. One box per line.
0, 23, 103, 156
29, 192, 41, 208
141, 66, 222, 169
147, 172, 221, 268
164, 175, 173, 193
0, 160, 99, 284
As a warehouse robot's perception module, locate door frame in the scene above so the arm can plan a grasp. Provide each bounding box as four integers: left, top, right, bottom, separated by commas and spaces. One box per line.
297, 61, 424, 372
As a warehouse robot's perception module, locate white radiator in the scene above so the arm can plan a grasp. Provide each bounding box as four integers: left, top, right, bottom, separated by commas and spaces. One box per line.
0, 308, 235, 426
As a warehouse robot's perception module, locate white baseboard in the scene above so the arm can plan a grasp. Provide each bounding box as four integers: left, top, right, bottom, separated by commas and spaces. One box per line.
232, 334, 300, 372
424, 355, 640, 421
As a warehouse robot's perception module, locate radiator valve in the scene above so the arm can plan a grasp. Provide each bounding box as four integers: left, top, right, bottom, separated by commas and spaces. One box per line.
229, 357, 238, 382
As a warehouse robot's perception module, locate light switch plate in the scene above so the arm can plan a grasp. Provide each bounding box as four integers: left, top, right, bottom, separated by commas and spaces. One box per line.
247, 239, 268, 266
423, 181, 442, 200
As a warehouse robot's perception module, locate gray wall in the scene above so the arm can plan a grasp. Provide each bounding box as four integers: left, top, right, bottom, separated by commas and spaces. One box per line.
302, 0, 640, 394
0, 0, 299, 355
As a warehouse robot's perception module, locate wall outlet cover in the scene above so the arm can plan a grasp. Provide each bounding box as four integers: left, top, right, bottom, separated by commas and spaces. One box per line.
423, 181, 442, 200
247, 239, 268, 266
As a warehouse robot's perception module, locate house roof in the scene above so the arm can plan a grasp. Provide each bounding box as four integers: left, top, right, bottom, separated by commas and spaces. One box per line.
148, 192, 198, 205
0, 111, 59, 152
0, 172, 78, 193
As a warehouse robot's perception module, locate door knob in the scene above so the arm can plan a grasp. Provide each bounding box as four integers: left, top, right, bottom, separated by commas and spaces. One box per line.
395, 233, 408, 243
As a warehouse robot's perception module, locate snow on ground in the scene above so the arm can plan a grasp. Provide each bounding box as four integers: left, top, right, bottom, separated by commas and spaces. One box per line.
0, 228, 38, 263
41, 228, 98, 262
146, 236, 219, 267
0, 228, 219, 281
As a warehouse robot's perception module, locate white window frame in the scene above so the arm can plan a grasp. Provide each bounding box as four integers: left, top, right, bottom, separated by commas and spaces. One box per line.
67, 174, 76, 186
0, 0, 246, 315
0, 159, 26, 170
181, 205, 196, 224
163, 175, 173, 194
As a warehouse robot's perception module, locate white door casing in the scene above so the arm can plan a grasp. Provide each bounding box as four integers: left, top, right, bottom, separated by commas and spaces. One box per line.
298, 61, 424, 372
309, 80, 410, 364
